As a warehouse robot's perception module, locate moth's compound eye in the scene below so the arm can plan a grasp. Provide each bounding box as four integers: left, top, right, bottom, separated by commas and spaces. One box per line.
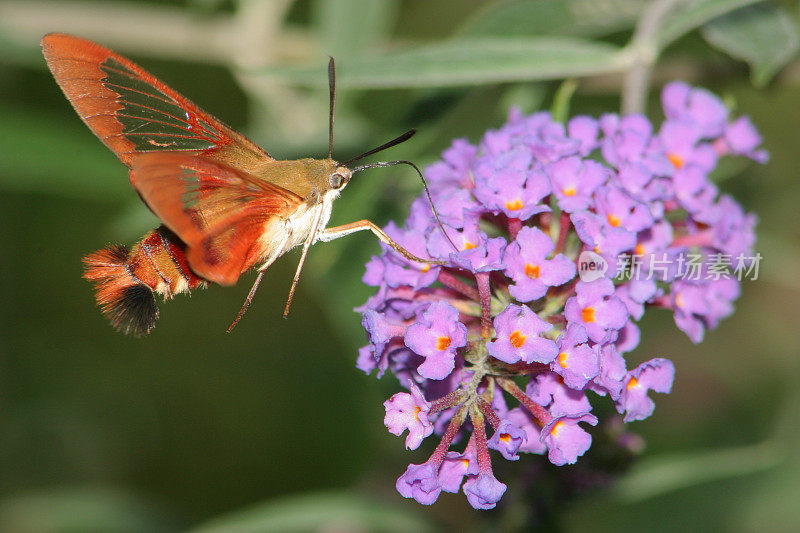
329, 173, 345, 189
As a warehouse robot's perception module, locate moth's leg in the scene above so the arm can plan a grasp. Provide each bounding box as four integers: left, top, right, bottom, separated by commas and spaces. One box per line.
319, 219, 444, 265
227, 226, 291, 332
283, 205, 325, 318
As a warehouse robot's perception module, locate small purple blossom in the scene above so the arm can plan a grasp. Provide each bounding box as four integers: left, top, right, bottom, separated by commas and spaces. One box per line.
564, 279, 628, 343
463, 472, 507, 510
541, 414, 598, 466
405, 301, 467, 380
383, 382, 434, 449
439, 448, 478, 493
472, 150, 551, 220
546, 157, 608, 212
618, 358, 675, 422
503, 226, 576, 302
396, 462, 442, 505
487, 419, 527, 460
552, 324, 599, 389
486, 304, 558, 364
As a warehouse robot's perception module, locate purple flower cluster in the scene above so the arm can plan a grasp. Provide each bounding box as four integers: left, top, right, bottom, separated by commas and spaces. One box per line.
358, 82, 765, 509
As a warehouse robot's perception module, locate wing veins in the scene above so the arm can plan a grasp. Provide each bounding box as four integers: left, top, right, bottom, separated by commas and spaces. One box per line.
85, 112, 194, 133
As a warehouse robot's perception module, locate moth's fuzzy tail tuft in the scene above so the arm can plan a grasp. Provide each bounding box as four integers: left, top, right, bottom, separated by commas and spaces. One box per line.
83, 245, 159, 336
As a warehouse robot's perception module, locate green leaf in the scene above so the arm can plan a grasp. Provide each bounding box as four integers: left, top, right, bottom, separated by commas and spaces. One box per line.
0, 103, 129, 201
656, 0, 766, 49
311, 0, 399, 57
701, 3, 800, 87
614, 440, 783, 503
550, 78, 579, 123
460, 0, 644, 38
190, 491, 436, 533
0, 487, 175, 533
251, 38, 625, 88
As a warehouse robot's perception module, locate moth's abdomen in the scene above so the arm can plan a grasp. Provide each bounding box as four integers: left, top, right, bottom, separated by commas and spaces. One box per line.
83, 226, 206, 336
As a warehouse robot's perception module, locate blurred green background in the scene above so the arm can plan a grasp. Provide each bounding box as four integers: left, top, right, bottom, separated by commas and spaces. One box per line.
1, 0, 799, 531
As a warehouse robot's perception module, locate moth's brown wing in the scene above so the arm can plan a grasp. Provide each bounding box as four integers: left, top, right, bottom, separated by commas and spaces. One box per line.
132, 152, 303, 285
41, 33, 271, 174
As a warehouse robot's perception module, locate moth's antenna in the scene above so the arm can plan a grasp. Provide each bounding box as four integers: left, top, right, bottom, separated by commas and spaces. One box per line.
339, 129, 416, 167
226, 270, 265, 333
351, 160, 458, 252
327, 57, 336, 159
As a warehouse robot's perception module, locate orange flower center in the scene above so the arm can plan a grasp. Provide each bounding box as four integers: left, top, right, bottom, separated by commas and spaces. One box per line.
558, 351, 569, 368
581, 307, 596, 323
413, 406, 421, 420
627, 377, 640, 390
562, 186, 576, 197
634, 243, 645, 256
509, 330, 527, 348
505, 199, 524, 211
436, 336, 451, 351
499, 433, 511, 444
667, 152, 684, 169
524, 263, 541, 279
463, 241, 477, 250
675, 292, 684, 308
607, 213, 621, 227
550, 421, 565, 436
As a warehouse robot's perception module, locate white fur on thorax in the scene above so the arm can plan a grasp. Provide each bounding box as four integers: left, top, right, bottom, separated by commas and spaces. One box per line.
256, 187, 342, 268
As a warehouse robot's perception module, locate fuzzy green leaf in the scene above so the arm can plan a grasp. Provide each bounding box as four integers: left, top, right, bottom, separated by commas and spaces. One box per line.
252, 37, 624, 88
701, 3, 800, 87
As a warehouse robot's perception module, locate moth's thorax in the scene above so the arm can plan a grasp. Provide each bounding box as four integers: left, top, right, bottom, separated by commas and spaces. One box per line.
254, 158, 347, 199
253, 172, 344, 270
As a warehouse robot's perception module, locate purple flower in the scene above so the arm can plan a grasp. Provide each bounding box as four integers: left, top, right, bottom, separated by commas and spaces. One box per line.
369, 221, 440, 290
617, 358, 675, 422
722, 116, 768, 163
472, 149, 551, 220
505, 407, 547, 454
593, 184, 655, 233
591, 343, 628, 400
659, 119, 717, 172
358, 84, 762, 509
405, 301, 467, 379
615, 279, 658, 320
383, 382, 434, 449
438, 449, 479, 493
661, 81, 728, 138
541, 414, 598, 466
425, 138, 476, 192
486, 304, 558, 364
396, 462, 442, 505
546, 156, 608, 212
600, 113, 672, 175
503, 226, 576, 302
567, 115, 600, 155
572, 211, 637, 269
551, 324, 599, 389
708, 195, 758, 259
671, 165, 718, 215
463, 472, 507, 510
564, 279, 628, 343
488, 419, 527, 460
361, 310, 407, 357
528, 372, 592, 418
427, 217, 507, 273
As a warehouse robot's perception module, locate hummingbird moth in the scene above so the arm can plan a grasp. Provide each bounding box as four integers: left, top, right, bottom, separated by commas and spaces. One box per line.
42, 33, 446, 336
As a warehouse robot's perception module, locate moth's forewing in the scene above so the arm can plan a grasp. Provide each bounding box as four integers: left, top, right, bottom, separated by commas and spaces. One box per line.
40, 33, 272, 174
132, 153, 303, 285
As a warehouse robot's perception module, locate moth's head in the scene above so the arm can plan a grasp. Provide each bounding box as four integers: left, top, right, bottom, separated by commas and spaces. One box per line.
328, 165, 352, 190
